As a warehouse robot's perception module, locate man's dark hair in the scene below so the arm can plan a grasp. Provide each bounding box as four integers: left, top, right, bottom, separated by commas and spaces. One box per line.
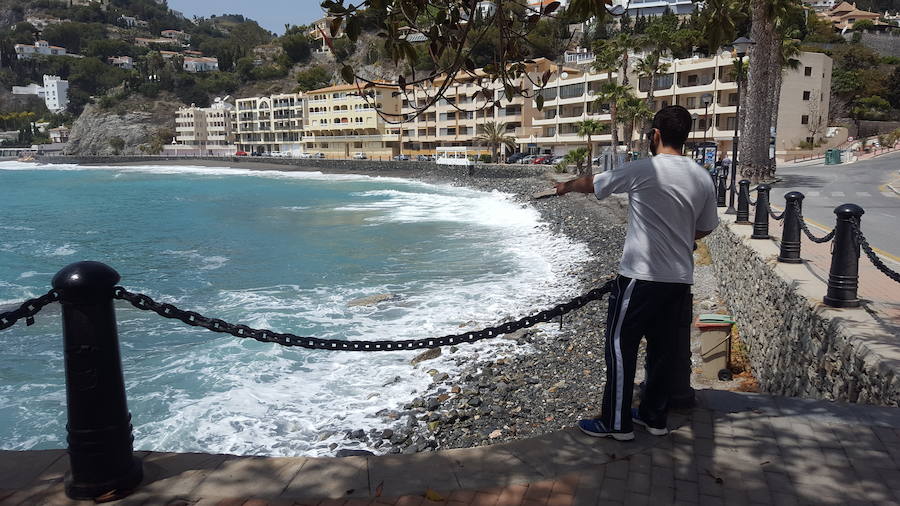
651, 105, 692, 150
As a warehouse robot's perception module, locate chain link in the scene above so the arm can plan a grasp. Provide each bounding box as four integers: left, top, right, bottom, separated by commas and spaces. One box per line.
0, 290, 59, 331
767, 204, 785, 221
796, 201, 835, 244
852, 222, 900, 284
113, 281, 614, 351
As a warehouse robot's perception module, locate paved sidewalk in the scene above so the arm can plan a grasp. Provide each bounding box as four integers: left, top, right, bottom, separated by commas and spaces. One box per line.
764, 203, 900, 328
2, 390, 900, 505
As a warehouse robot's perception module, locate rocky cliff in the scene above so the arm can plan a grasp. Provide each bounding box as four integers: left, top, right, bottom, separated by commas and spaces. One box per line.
63, 96, 180, 156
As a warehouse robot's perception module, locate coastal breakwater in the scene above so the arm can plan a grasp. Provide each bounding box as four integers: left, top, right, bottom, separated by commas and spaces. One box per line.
706, 211, 900, 407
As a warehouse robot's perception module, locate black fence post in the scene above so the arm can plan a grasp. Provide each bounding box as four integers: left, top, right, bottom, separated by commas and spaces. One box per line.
52, 261, 143, 501
736, 180, 751, 224
716, 167, 727, 207
823, 204, 865, 308
778, 192, 804, 263
751, 184, 772, 239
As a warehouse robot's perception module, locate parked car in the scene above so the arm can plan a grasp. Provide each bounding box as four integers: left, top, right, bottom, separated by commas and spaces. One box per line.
519, 155, 538, 164
235, 151, 249, 156
270, 151, 292, 158
394, 154, 410, 161
551, 156, 566, 165
251, 151, 263, 157
416, 154, 435, 161
533, 155, 553, 164
505, 152, 528, 164
353, 152, 368, 160
313, 152, 326, 159
298, 152, 314, 159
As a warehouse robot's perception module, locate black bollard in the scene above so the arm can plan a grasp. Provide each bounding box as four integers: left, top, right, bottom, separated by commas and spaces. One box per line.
52, 261, 143, 501
736, 180, 751, 224
751, 184, 772, 239
823, 204, 865, 308
716, 167, 728, 207
777, 192, 804, 263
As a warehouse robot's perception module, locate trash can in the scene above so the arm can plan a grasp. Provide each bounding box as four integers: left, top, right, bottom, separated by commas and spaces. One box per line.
834, 149, 843, 165
695, 314, 734, 379
824, 149, 834, 165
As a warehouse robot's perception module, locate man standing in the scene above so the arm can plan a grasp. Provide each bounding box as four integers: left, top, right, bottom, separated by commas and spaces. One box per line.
555, 106, 718, 441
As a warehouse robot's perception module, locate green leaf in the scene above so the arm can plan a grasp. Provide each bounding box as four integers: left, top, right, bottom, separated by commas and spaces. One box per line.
543, 1, 560, 15
340, 65, 355, 84
536, 94, 544, 111
346, 16, 361, 42
329, 17, 342, 38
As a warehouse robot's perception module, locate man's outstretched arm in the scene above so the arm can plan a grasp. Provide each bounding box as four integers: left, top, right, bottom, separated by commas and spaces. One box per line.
555, 175, 596, 196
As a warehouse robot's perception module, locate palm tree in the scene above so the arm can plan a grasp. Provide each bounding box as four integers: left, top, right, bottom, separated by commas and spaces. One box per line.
696, 0, 748, 55
562, 147, 589, 174
617, 95, 653, 159
595, 82, 631, 170
574, 119, 607, 175
475, 121, 515, 162
634, 52, 671, 154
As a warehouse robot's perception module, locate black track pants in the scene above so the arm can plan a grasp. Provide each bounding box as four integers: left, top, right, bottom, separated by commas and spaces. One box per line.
599, 275, 691, 432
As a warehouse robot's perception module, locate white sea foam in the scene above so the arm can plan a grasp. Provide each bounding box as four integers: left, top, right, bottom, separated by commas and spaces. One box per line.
279, 206, 310, 211
2, 159, 592, 457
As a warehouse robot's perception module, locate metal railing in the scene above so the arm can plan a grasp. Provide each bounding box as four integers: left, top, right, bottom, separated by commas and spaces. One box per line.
715, 171, 900, 307
0, 261, 614, 501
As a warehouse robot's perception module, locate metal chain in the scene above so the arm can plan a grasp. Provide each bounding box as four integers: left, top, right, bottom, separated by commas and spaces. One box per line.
0, 290, 59, 331
796, 201, 835, 244
113, 280, 615, 351
852, 222, 900, 284
767, 204, 785, 221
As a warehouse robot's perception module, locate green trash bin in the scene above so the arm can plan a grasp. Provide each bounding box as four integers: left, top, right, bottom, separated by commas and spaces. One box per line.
824, 149, 833, 165
834, 149, 843, 165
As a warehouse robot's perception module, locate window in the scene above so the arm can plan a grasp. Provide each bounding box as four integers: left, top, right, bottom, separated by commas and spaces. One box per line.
804, 66, 812, 76
686, 97, 696, 109
801, 115, 809, 125
802, 91, 811, 101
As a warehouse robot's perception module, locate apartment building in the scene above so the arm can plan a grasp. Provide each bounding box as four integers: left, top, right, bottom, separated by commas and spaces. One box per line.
398, 58, 562, 158
11, 75, 69, 112
174, 98, 236, 155
235, 93, 305, 155
526, 50, 832, 158
303, 83, 401, 159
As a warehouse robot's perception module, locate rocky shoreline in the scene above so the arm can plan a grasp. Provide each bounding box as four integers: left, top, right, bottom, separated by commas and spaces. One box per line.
33, 157, 725, 457
329, 168, 632, 456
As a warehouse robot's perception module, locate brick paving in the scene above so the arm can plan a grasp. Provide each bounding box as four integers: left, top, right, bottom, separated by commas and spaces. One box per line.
2, 390, 900, 505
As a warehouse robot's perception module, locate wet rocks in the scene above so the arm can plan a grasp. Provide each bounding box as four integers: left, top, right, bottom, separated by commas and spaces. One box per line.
410, 347, 442, 365
347, 293, 399, 307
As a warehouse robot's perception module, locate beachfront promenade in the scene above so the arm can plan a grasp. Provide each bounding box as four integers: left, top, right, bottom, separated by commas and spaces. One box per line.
3, 389, 900, 505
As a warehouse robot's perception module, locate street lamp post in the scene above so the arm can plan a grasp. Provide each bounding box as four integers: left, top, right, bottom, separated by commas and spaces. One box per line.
726, 36, 755, 215
701, 93, 712, 162
690, 112, 698, 158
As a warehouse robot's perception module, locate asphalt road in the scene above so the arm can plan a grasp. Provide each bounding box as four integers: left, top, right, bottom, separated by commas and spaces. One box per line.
772, 152, 900, 259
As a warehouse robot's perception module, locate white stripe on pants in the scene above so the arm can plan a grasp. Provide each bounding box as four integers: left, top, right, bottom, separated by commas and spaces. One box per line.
612, 278, 636, 430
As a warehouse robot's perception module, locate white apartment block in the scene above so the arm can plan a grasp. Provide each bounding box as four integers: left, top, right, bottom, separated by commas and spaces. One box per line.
524, 50, 832, 158
11, 75, 69, 113
399, 58, 559, 158
14, 40, 68, 59
235, 93, 305, 155
174, 98, 237, 155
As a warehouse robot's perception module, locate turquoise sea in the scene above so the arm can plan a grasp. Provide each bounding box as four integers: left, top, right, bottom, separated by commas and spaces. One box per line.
0, 161, 587, 456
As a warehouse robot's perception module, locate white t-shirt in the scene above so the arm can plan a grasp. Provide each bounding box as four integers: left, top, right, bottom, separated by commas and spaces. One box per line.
593, 154, 719, 284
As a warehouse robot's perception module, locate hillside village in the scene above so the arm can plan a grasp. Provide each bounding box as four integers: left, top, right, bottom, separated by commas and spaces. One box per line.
0, 0, 898, 160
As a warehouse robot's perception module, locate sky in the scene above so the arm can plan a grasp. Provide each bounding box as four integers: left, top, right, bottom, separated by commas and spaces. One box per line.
166, 0, 325, 35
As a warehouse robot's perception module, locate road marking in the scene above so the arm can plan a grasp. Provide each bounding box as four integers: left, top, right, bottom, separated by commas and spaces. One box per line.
831, 191, 845, 197
807, 191, 821, 197
856, 192, 872, 197
798, 214, 900, 264
882, 192, 897, 198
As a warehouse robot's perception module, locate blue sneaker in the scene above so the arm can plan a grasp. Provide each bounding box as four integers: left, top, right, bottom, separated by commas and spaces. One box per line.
577, 419, 635, 441
631, 408, 668, 436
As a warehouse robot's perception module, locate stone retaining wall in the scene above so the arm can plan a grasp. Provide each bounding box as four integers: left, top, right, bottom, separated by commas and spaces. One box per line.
35, 155, 545, 180
706, 218, 900, 407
